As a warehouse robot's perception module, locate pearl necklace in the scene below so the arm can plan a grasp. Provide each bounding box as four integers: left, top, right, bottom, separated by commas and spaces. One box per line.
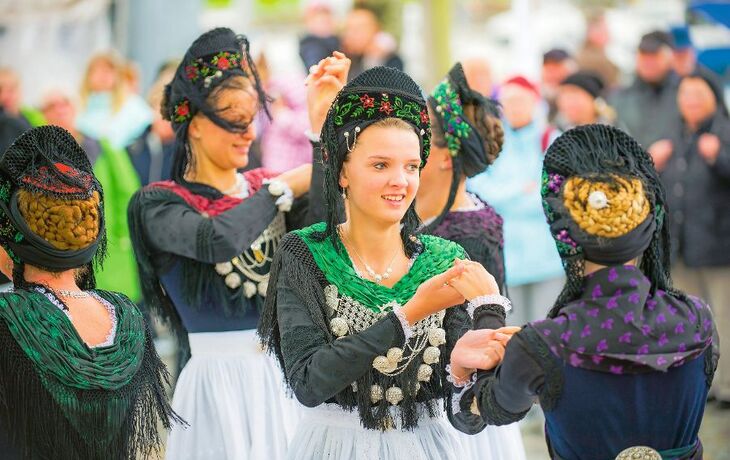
339, 228, 399, 284
56, 289, 91, 299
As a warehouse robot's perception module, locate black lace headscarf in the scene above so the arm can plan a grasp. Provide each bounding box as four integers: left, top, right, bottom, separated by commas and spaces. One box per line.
316, 66, 431, 256
161, 27, 268, 182
424, 62, 502, 232
540, 124, 683, 318
0, 125, 106, 290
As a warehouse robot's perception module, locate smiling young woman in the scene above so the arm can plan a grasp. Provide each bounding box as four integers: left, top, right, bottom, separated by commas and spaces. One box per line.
127, 28, 311, 460
258, 54, 513, 460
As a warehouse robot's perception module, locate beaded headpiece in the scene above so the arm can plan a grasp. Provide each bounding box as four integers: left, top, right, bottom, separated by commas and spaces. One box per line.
317, 66, 430, 254
162, 27, 268, 181
423, 62, 502, 232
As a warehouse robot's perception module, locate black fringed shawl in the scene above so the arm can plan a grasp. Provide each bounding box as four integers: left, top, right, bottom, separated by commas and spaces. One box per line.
259, 226, 482, 433
0, 289, 181, 460
128, 169, 286, 371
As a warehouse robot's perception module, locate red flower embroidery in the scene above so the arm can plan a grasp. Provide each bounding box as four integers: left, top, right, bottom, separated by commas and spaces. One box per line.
379, 101, 393, 115
176, 101, 189, 117
360, 94, 375, 108
420, 109, 429, 124
217, 57, 230, 70
185, 65, 198, 80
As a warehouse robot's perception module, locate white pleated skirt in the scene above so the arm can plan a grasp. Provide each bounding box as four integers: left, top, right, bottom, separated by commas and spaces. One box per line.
288, 403, 466, 460
450, 421, 527, 460
165, 329, 302, 460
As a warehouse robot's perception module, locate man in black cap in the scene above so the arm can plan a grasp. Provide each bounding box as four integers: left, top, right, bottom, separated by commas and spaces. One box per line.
542, 48, 577, 122
609, 30, 680, 149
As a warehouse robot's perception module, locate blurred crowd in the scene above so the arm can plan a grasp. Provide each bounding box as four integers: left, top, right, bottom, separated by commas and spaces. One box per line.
1, 2, 729, 406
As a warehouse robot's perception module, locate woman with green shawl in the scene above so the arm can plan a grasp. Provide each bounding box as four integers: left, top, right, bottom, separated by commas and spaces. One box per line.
0, 126, 180, 459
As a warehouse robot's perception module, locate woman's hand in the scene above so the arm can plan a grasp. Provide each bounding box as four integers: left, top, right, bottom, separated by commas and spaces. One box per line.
450, 327, 521, 378
306, 51, 351, 135
447, 259, 500, 301
401, 264, 466, 325
275, 164, 312, 198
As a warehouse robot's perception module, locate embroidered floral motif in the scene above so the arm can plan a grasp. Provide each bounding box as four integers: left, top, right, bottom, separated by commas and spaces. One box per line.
431, 78, 471, 156
331, 91, 431, 163
173, 99, 191, 123
360, 94, 375, 108
185, 51, 242, 82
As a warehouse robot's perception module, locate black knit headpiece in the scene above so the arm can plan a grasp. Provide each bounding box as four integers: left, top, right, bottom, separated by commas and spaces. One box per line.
0, 125, 106, 289
162, 27, 268, 181
541, 124, 676, 318
318, 66, 431, 255
423, 62, 501, 233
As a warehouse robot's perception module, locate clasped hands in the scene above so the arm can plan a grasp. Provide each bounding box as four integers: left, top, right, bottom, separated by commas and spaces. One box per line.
400, 259, 520, 383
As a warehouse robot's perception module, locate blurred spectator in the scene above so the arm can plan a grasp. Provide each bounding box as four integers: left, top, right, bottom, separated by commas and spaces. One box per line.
554, 71, 617, 131
610, 30, 679, 149
649, 73, 730, 406
576, 10, 620, 88
127, 62, 177, 186
342, 5, 403, 80
670, 25, 718, 80
542, 48, 577, 122
299, 0, 341, 71
461, 57, 495, 97
251, 53, 312, 173
0, 68, 46, 129
467, 76, 564, 326
121, 60, 142, 95
41, 85, 142, 301
40, 89, 104, 165
76, 52, 153, 149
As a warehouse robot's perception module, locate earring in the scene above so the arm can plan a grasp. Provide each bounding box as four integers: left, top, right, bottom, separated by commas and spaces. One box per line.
341, 187, 348, 201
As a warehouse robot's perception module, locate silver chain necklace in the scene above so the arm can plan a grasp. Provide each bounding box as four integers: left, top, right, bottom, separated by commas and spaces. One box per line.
339, 227, 399, 284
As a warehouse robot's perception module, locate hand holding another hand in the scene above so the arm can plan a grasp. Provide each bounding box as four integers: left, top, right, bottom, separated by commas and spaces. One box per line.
447, 259, 500, 301
450, 326, 522, 380
401, 264, 466, 325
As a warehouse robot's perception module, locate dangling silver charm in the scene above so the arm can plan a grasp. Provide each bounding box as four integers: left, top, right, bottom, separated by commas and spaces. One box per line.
344, 126, 361, 152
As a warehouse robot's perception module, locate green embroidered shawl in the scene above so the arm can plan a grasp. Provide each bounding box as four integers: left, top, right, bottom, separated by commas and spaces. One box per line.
294, 222, 466, 310
0, 288, 179, 459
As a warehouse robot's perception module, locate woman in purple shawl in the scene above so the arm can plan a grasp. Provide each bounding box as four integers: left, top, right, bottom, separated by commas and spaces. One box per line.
449, 124, 718, 460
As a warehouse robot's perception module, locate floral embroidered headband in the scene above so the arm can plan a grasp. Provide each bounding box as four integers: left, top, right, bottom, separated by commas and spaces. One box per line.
327, 89, 431, 163
430, 78, 471, 157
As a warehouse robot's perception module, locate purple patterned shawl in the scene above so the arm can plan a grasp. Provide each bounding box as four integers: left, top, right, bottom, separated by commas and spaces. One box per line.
531, 265, 714, 374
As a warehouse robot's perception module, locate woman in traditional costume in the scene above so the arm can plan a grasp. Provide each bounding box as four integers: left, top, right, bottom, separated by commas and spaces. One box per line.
259, 54, 513, 459
128, 28, 310, 460
417, 62, 525, 460
0, 126, 179, 459
450, 124, 718, 460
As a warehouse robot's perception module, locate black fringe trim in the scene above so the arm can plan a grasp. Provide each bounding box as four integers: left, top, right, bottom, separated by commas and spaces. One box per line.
0, 312, 184, 459
258, 232, 471, 431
